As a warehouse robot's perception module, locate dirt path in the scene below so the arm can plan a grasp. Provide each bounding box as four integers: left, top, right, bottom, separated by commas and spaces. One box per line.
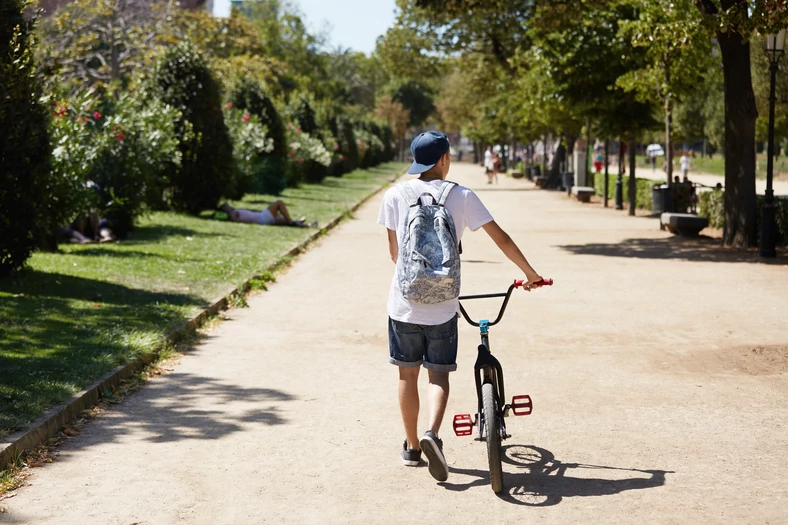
2, 163, 788, 524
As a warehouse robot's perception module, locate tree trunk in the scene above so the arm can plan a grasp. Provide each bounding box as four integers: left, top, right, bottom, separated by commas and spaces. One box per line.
664, 53, 673, 187
696, 0, 758, 247
628, 131, 637, 216
719, 30, 757, 247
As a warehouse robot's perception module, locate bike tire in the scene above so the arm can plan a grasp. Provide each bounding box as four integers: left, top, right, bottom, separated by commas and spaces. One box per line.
482, 381, 504, 493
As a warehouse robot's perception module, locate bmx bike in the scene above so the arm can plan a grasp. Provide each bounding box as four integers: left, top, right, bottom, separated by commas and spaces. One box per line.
451, 278, 553, 494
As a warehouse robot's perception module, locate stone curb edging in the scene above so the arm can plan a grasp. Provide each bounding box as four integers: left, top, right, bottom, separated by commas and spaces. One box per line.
0, 171, 400, 470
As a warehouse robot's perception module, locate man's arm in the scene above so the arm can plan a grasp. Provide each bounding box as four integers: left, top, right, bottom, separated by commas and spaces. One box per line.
387, 228, 398, 264
481, 220, 543, 288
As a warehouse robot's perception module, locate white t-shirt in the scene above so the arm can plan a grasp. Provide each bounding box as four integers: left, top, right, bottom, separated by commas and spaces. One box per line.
484, 149, 493, 169
377, 179, 494, 325
680, 155, 690, 171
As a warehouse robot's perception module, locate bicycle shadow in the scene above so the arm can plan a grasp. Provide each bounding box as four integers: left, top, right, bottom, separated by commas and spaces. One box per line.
441, 444, 672, 506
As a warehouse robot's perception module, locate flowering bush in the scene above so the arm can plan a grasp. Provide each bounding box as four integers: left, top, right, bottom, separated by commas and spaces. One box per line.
286, 122, 331, 185
355, 127, 385, 169
224, 106, 275, 198
229, 79, 287, 195
49, 89, 183, 237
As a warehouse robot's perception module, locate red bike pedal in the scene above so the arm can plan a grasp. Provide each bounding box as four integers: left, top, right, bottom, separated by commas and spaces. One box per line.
453, 414, 473, 436
511, 395, 533, 416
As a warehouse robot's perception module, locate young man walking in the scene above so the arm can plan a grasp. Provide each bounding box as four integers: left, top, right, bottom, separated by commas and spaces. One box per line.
377, 131, 545, 482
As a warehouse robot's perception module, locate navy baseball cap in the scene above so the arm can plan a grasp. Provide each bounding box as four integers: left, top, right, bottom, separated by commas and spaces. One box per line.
408, 131, 450, 174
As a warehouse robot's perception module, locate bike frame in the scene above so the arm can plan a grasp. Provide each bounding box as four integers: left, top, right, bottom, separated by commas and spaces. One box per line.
458, 283, 519, 441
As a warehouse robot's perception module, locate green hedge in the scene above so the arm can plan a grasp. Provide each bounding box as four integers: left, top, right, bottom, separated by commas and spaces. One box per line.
593, 174, 692, 212
1, 1, 58, 275
594, 174, 661, 211
698, 190, 788, 244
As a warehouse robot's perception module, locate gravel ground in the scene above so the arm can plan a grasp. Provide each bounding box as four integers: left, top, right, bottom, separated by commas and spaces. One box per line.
2, 163, 787, 525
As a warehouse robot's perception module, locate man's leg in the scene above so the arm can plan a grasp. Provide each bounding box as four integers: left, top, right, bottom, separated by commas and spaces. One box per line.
426, 370, 450, 434
399, 366, 421, 450
267, 200, 293, 224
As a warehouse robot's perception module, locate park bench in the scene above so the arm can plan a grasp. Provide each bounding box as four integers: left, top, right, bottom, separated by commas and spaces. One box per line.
660, 213, 709, 236
571, 186, 595, 203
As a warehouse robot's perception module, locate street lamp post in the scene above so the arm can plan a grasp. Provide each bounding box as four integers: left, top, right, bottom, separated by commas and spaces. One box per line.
760, 29, 786, 258
615, 138, 624, 210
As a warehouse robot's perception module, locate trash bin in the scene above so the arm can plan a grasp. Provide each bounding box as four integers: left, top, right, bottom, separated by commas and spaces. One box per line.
563, 171, 574, 195
652, 184, 673, 214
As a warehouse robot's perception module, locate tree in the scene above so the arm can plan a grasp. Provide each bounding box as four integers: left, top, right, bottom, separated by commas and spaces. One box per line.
37, 0, 169, 90
617, 0, 712, 186
1, 0, 67, 275
374, 95, 410, 160
529, 1, 658, 212
391, 80, 436, 128
694, 0, 788, 247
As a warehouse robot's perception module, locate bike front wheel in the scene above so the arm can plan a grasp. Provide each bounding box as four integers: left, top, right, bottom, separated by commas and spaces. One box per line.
482, 381, 504, 493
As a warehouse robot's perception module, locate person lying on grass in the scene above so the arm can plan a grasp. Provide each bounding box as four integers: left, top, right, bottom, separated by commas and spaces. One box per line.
219, 201, 317, 228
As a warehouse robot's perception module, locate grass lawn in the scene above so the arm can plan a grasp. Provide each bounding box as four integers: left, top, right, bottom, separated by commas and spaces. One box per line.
635, 153, 788, 179
0, 162, 407, 438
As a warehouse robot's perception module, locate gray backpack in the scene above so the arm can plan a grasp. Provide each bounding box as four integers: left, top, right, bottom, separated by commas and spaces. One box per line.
396, 181, 461, 304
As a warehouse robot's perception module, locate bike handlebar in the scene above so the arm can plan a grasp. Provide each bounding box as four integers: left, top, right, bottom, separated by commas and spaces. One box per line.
513, 278, 553, 289
458, 278, 553, 328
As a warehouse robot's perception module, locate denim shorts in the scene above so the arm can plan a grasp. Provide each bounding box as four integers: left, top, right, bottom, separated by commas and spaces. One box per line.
388, 316, 458, 372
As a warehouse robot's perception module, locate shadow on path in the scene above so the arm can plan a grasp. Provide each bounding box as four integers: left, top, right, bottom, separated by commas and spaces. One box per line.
440, 445, 671, 506
57, 372, 295, 456
558, 236, 788, 264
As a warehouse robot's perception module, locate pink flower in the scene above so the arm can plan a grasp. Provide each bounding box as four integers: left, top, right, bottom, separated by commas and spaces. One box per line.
242, 112, 251, 123
339, 155, 345, 161
224, 102, 233, 110
93, 111, 102, 119
116, 130, 125, 142
334, 145, 339, 151
53, 105, 67, 118
296, 128, 302, 134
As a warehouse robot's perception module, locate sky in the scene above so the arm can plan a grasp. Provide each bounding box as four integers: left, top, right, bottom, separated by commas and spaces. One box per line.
213, 0, 397, 55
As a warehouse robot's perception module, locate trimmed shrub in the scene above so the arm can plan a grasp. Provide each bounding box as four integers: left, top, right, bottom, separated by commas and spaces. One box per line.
154, 42, 233, 214
229, 79, 287, 194
698, 190, 788, 244
0, 2, 60, 275
594, 174, 657, 210
339, 117, 359, 173
289, 97, 327, 183
593, 174, 692, 212
697, 190, 725, 229
293, 96, 318, 135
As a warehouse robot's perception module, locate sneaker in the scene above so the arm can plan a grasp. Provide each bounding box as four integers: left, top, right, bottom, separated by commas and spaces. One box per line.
291, 217, 306, 227
419, 430, 448, 481
309, 220, 318, 228
401, 440, 421, 467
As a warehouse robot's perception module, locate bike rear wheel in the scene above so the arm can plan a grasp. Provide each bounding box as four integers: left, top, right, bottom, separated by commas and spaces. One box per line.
482, 381, 503, 493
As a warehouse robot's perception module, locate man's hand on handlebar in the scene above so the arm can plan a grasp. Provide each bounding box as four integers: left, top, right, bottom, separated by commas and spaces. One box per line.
522, 275, 545, 291
513, 275, 553, 291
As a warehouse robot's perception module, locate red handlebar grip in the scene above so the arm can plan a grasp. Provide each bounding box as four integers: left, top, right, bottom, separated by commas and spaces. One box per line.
514, 278, 553, 288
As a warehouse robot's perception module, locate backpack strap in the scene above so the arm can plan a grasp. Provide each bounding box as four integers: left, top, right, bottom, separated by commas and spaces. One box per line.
396, 181, 420, 207
436, 181, 457, 206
